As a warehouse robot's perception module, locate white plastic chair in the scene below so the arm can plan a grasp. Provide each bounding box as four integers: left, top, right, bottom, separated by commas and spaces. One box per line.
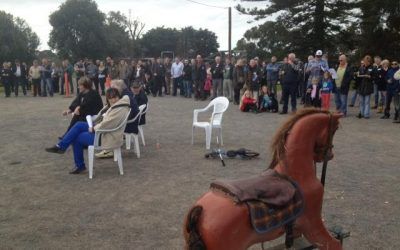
124, 104, 146, 158
138, 103, 148, 146
88, 109, 131, 179
192, 97, 229, 149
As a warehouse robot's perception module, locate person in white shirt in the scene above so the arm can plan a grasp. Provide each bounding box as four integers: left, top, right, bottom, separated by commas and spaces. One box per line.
171, 57, 184, 96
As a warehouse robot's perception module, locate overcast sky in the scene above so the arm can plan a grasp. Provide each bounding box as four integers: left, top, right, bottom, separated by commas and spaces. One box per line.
0, 0, 266, 51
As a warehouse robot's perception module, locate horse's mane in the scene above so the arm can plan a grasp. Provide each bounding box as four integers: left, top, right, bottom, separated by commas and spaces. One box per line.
269, 108, 330, 169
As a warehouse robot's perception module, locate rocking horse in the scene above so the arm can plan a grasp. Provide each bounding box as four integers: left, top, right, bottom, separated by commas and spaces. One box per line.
183, 109, 344, 250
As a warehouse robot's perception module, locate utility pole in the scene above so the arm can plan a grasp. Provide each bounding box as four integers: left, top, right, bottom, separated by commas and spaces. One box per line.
228, 7, 232, 59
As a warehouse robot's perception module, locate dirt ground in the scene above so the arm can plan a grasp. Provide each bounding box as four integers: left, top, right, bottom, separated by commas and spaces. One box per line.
0, 93, 399, 250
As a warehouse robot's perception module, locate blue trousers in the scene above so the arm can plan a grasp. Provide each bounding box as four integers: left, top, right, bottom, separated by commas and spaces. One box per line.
334, 90, 348, 115
359, 95, 371, 118
58, 122, 94, 169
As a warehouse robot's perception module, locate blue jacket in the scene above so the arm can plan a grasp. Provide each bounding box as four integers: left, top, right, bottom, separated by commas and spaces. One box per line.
266, 63, 280, 81
122, 88, 139, 134
386, 67, 400, 94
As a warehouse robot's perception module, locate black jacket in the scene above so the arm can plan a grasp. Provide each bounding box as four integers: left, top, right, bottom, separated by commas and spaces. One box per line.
211, 63, 224, 79
69, 89, 104, 119
357, 65, 374, 96
183, 64, 192, 81
281, 63, 300, 86
334, 64, 353, 95
12, 64, 27, 79
192, 63, 206, 81
134, 89, 148, 125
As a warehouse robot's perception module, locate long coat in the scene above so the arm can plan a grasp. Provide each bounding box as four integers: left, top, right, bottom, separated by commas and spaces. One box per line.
94, 95, 131, 150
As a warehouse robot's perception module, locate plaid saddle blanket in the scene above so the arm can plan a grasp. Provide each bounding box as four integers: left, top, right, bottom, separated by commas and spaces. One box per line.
210, 170, 304, 234
246, 182, 304, 234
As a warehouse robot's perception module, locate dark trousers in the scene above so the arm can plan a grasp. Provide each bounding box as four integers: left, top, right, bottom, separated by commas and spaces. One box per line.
52, 77, 59, 93
194, 79, 205, 100
98, 78, 106, 95
234, 82, 244, 104
32, 78, 41, 97
384, 91, 394, 116
282, 83, 297, 113
153, 77, 163, 96
173, 77, 183, 96
3, 79, 11, 97
14, 77, 27, 96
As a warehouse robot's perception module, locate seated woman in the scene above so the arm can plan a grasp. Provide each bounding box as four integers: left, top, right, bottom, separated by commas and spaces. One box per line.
61, 76, 103, 138
131, 81, 148, 126
258, 85, 278, 113
45, 88, 131, 174
240, 89, 258, 112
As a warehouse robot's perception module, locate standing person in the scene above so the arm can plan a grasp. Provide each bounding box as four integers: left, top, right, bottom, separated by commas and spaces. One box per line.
164, 57, 172, 95
86, 59, 98, 90
29, 60, 42, 97
192, 55, 207, 101
171, 57, 184, 96
182, 59, 192, 98
350, 61, 363, 107
223, 57, 234, 102
393, 67, 400, 123
152, 58, 165, 97
382, 61, 400, 120
333, 54, 353, 116
301, 55, 314, 103
22, 62, 30, 91
41, 58, 53, 97
371, 56, 382, 109
246, 59, 261, 100
280, 53, 300, 114
306, 50, 329, 90
1, 62, 12, 97
266, 56, 280, 97
321, 71, 334, 110
356, 55, 374, 119
108, 59, 118, 80
377, 60, 390, 113
51, 62, 60, 94
233, 58, 246, 105
211, 56, 224, 98
118, 59, 129, 87
12, 59, 27, 97
97, 61, 107, 96
61, 59, 74, 95
74, 60, 85, 95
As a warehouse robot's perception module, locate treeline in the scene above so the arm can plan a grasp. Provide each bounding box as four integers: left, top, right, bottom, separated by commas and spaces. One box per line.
236, 0, 400, 61
48, 0, 219, 61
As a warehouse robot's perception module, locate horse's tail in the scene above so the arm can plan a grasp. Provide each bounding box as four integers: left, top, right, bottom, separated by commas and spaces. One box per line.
184, 205, 206, 250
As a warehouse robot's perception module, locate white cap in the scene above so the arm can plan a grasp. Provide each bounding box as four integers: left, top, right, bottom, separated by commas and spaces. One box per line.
315, 50, 323, 56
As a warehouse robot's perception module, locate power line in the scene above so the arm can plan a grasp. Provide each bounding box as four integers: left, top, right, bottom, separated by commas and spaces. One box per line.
184, 0, 229, 9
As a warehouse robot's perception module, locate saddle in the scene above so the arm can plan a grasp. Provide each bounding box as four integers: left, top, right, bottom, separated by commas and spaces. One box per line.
210, 169, 304, 235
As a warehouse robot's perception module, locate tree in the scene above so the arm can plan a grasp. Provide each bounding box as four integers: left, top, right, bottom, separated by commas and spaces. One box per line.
141, 26, 219, 58
236, 0, 357, 60
0, 11, 40, 63
356, 0, 400, 59
48, 0, 108, 60
105, 11, 145, 57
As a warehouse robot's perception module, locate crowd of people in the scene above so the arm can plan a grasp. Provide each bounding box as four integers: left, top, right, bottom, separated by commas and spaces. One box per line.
1, 51, 400, 124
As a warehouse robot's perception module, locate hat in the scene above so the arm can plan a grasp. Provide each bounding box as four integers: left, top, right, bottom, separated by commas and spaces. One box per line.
315, 50, 323, 56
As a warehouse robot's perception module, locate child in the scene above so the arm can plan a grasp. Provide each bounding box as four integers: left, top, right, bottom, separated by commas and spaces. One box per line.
320, 71, 334, 110
258, 85, 278, 112
305, 76, 322, 108
204, 63, 212, 99
240, 89, 258, 112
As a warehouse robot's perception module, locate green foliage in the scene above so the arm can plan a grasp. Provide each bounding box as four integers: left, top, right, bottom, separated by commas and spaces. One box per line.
141, 26, 219, 58
49, 0, 108, 60
236, 0, 400, 61
0, 11, 39, 63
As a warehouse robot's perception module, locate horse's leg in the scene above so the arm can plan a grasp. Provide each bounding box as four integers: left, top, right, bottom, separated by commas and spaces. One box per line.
298, 183, 342, 250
